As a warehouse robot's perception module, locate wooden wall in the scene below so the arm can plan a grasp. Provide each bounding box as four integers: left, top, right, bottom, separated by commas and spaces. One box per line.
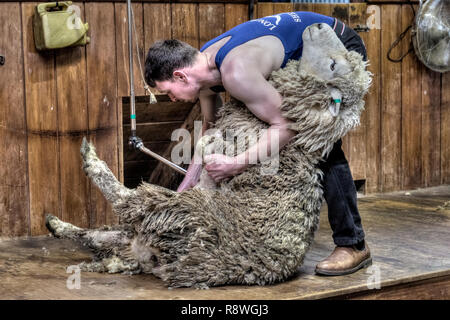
0, 1, 448, 237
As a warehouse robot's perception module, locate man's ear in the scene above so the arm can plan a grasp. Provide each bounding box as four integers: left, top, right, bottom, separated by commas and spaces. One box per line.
329, 87, 342, 117
173, 70, 188, 83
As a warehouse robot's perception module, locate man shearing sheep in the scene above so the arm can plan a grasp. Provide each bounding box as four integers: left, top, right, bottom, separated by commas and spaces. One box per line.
144, 11, 371, 276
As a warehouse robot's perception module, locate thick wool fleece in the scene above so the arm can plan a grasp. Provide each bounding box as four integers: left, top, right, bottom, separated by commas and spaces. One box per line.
46, 52, 371, 289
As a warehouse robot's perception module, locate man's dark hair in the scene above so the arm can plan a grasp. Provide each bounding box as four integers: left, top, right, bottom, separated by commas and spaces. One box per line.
144, 39, 199, 87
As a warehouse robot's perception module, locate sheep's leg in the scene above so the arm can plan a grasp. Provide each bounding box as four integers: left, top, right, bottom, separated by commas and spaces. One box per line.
80, 137, 134, 209
45, 214, 131, 249
45, 214, 139, 273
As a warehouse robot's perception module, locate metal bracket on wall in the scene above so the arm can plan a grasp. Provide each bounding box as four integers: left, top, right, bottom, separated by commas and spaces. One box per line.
354, 25, 370, 33
0, 55, 4, 66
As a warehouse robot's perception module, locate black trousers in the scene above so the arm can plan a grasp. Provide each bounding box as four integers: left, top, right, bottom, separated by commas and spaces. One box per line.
318, 19, 367, 246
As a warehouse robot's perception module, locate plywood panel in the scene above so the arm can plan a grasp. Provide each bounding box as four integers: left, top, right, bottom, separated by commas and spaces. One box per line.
380, 5, 402, 192
86, 2, 119, 227
0, 2, 29, 236
55, 2, 90, 229
115, 2, 145, 97
22, 3, 60, 236
171, 3, 199, 49
199, 4, 224, 48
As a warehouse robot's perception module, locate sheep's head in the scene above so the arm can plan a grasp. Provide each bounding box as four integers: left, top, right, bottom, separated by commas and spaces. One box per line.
270, 23, 372, 157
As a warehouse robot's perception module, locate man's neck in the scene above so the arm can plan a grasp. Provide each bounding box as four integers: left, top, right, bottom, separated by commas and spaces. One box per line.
191, 52, 222, 90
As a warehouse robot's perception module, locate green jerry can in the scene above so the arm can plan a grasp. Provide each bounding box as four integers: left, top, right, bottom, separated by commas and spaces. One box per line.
33, 1, 90, 51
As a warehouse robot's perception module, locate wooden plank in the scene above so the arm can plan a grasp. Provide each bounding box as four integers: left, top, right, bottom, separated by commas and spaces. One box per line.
442, 71, 450, 185
380, 5, 402, 192
0, 3, 29, 237
143, 3, 171, 52
171, 3, 199, 49
55, 2, 90, 229
22, 3, 60, 236
85, 2, 119, 227
124, 159, 158, 183
421, 61, 441, 187
115, 2, 145, 98
199, 4, 225, 48
293, 3, 314, 13
224, 3, 247, 30
256, 2, 273, 19
124, 141, 171, 162
149, 103, 202, 189
337, 275, 450, 300
123, 121, 185, 142
1, 185, 449, 299
345, 4, 368, 182
272, 3, 293, 15
364, 5, 381, 193
312, 3, 333, 17
123, 100, 194, 124
399, 4, 421, 190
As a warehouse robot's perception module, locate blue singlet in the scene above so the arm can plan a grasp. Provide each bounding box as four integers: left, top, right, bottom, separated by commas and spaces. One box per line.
200, 11, 335, 70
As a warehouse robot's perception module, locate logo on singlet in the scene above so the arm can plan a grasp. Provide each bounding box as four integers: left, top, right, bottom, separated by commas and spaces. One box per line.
251, 13, 301, 31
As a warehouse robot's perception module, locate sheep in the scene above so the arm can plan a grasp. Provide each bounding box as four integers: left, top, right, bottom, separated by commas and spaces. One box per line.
45, 23, 372, 289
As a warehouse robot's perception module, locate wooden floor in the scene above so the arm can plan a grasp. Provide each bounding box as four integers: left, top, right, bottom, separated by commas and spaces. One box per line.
1, 185, 449, 300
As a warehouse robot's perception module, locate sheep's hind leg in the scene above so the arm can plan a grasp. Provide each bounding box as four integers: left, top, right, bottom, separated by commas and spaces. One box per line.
45, 214, 139, 274
80, 137, 135, 209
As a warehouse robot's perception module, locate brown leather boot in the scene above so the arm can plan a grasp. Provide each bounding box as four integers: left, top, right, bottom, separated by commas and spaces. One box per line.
315, 243, 372, 276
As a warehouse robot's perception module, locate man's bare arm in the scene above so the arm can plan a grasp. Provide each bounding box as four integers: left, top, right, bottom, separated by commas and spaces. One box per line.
222, 61, 296, 166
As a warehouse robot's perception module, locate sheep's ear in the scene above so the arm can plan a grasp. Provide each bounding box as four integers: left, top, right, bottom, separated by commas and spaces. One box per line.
329, 88, 342, 117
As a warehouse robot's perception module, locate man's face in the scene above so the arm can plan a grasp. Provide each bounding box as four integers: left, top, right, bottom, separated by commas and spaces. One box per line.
155, 72, 199, 103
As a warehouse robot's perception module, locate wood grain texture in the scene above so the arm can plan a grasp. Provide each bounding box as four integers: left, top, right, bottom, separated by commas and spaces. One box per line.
143, 3, 171, 52
0, 3, 29, 237
171, 3, 199, 49
224, 3, 247, 30
364, 6, 381, 193
421, 61, 441, 187
85, 2, 119, 227
256, 2, 274, 19
148, 103, 201, 189
22, 3, 60, 236
115, 2, 145, 98
380, 5, 402, 192
199, 3, 224, 48
55, 2, 90, 229
1, 185, 448, 299
442, 72, 450, 185
346, 4, 367, 182
400, 4, 422, 190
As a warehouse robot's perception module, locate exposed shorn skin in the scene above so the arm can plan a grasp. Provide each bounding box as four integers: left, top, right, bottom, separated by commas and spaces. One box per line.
46, 24, 372, 289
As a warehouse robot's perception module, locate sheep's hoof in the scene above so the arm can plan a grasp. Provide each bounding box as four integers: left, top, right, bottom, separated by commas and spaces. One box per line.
45, 214, 60, 238
45, 214, 82, 238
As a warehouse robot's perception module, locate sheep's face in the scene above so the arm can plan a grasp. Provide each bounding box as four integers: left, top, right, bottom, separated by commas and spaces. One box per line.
299, 23, 352, 81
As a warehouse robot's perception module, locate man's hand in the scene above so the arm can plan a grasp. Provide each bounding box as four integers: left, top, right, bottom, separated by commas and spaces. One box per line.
177, 163, 202, 192
204, 154, 248, 183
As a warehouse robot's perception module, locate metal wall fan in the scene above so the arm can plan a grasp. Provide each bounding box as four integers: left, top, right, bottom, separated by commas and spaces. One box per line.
411, 0, 450, 73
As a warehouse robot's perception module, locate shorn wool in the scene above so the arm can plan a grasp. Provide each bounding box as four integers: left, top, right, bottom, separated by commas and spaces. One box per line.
46, 24, 372, 288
